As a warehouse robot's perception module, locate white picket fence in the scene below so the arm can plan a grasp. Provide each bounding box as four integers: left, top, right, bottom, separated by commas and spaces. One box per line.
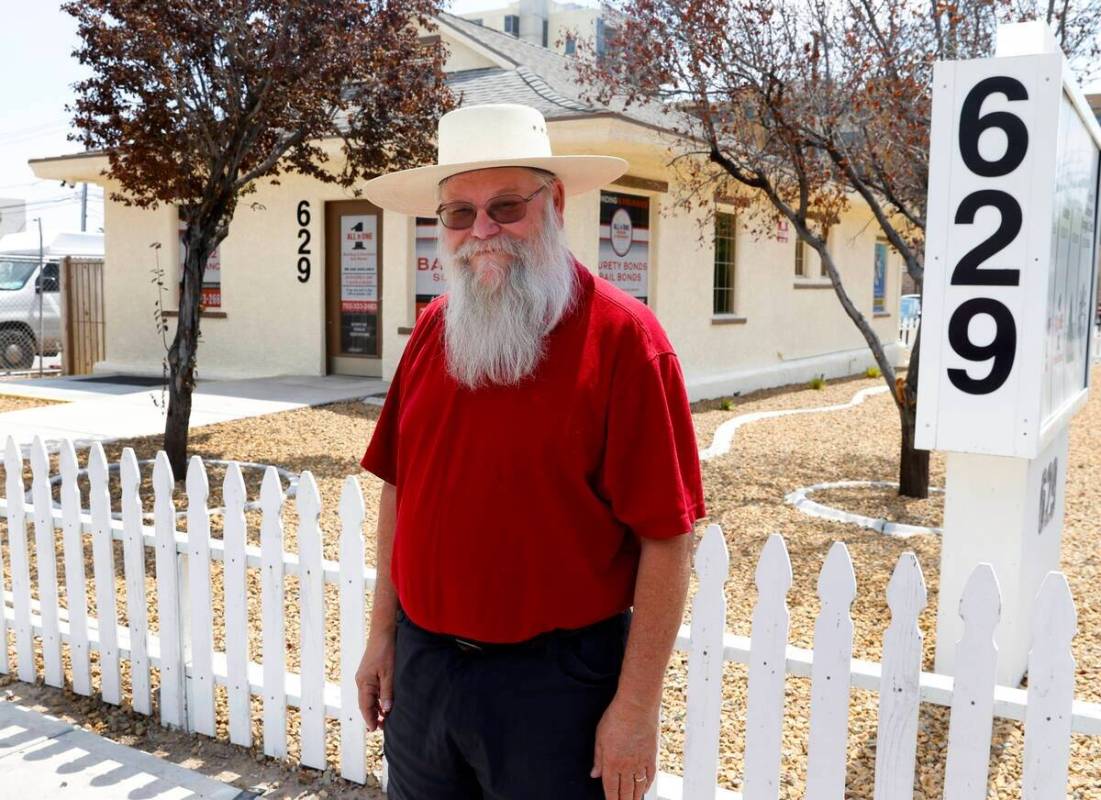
3, 436, 1101, 799
898, 316, 920, 347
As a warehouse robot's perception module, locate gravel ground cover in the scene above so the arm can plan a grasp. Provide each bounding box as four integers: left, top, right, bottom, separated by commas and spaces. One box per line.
3, 366, 1101, 799
0, 394, 64, 413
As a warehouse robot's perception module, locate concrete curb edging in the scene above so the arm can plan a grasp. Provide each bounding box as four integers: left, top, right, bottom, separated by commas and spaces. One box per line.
784, 480, 944, 538
698, 384, 891, 461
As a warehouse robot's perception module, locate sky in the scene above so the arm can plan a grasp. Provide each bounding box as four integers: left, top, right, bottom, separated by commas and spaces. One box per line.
0, 0, 1092, 243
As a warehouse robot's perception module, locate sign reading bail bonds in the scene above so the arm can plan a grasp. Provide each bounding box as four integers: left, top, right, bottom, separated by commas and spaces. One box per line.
915, 38, 1101, 460
340, 214, 379, 356
414, 217, 447, 319
177, 219, 222, 309
599, 191, 650, 304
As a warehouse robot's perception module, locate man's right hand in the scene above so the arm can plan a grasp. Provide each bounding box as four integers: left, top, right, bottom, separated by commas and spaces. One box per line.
355, 630, 396, 731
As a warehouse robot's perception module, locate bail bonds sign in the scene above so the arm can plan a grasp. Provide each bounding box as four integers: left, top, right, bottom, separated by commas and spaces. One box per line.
915, 36, 1101, 459
599, 191, 650, 304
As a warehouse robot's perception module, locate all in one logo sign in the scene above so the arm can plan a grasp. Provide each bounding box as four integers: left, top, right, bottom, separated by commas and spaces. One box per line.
915, 48, 1101, 458
599, 191, 650, 303
340, 214, 379, 356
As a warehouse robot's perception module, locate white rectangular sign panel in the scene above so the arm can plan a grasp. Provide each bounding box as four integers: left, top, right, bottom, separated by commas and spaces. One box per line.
340, 214, 378, 303
916, 51, 1101, 458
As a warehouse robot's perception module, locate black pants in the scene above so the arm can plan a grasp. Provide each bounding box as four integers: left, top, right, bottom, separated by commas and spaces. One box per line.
383, 606, 632, 800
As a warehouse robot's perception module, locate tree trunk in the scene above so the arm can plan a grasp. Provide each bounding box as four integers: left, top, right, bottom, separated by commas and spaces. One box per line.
897, 316, 929, 498
812, 243, 930, 499
164, 229, 208, 480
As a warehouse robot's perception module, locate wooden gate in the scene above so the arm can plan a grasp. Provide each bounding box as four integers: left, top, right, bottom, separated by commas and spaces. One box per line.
59, 256, 105, 375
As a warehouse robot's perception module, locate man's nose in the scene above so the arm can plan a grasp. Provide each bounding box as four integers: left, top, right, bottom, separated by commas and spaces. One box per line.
469, 207, 502, 239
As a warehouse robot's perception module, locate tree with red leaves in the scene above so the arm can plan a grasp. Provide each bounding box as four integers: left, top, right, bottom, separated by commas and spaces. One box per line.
575, 0, 1100, 498
64, 0, 454, 478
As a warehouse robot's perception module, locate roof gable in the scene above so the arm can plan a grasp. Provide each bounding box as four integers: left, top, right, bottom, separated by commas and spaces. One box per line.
436, 11, 678, 133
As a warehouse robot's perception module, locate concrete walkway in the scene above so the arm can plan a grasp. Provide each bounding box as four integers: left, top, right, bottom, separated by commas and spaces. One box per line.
0, 699, 251, 799
0, 373, 389, 454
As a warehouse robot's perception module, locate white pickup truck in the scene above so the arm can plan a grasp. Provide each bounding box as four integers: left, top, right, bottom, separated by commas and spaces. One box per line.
0, 257, 61, 370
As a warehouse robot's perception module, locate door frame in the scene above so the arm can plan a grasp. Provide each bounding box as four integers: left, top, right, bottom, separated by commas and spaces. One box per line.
324, 200, 383, 376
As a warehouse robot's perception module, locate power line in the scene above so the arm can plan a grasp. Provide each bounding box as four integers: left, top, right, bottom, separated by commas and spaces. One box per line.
0, 125, 74, 147
0, 195, 82, 212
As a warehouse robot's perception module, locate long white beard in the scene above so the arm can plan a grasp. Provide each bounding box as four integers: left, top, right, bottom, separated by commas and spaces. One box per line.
439, 201, 577, 389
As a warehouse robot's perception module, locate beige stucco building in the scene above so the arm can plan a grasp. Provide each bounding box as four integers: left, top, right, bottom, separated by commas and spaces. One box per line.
30, 11, 905, 401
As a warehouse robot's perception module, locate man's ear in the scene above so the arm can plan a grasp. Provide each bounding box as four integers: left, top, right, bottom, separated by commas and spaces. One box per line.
552, 180, 566, 225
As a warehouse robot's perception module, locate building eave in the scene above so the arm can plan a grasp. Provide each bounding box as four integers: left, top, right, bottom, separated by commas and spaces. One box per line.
29, 151, 112, 185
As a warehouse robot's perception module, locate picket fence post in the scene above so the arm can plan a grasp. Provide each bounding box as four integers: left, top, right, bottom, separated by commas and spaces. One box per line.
153, 450, 188, 730
187, 455, 216, 735
30, 436, 62, 687
805, 541, 857, 800
5, 436, 34, 683
89, 441, 121, 705
59, 438, 91, 695
260, 465, 288, 759
682, 524, 729, 799
0, 439, 10, 677
944, 564, 1000, 800
120, 446, 152, 716
742, 533, 793, 800
223, 460, 252, 747
297, 470, 327, 770
1022, 572, 1076, 799
874, 553, 927, 800
338, 475, 368, 784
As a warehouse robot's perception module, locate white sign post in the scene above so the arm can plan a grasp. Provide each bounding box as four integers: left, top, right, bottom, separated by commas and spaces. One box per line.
917, 22, 1101, 685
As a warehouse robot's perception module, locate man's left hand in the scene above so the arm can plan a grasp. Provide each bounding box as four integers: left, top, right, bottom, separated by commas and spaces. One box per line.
590, 693, 659, 799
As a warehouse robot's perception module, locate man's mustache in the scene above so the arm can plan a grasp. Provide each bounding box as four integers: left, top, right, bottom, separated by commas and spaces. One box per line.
455, 236, 526, 262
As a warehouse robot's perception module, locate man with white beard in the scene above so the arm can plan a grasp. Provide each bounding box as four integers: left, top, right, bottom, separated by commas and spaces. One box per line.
355, 104, 705, 800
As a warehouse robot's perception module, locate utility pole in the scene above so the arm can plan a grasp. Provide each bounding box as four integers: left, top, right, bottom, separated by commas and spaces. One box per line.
80, 183, 88, 232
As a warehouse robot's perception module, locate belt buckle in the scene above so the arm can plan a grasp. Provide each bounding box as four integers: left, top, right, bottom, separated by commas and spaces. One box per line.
453, 637, 484, 653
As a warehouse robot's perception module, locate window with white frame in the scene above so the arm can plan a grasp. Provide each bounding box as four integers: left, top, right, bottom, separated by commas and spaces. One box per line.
713, 211, 736, 314
794, 227, 831, 279
504, 15, 519, 36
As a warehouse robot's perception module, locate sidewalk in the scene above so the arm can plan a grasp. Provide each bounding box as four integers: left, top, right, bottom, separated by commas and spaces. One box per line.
0, 373, 389, 454
0, 698, 252, 799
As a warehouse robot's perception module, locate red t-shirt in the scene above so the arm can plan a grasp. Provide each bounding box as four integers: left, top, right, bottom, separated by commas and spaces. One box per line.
360, 257, 706, 642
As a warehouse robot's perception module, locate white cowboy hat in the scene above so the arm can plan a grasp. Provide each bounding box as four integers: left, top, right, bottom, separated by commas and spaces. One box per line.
361, 104, 629, 217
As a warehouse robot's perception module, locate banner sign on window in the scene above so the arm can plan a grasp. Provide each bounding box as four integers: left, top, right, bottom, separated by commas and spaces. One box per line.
340, 214, 379, 356
599, 191, 650, 304
178, 220, 222, 308
415, 217, 447, 319
873, 240, 888, 313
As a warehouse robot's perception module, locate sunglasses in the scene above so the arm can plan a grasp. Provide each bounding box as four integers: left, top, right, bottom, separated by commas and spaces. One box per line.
435, 185, 548, 230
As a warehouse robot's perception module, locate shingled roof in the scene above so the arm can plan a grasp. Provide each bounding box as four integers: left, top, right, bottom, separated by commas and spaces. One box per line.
437, 11, 680, 133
